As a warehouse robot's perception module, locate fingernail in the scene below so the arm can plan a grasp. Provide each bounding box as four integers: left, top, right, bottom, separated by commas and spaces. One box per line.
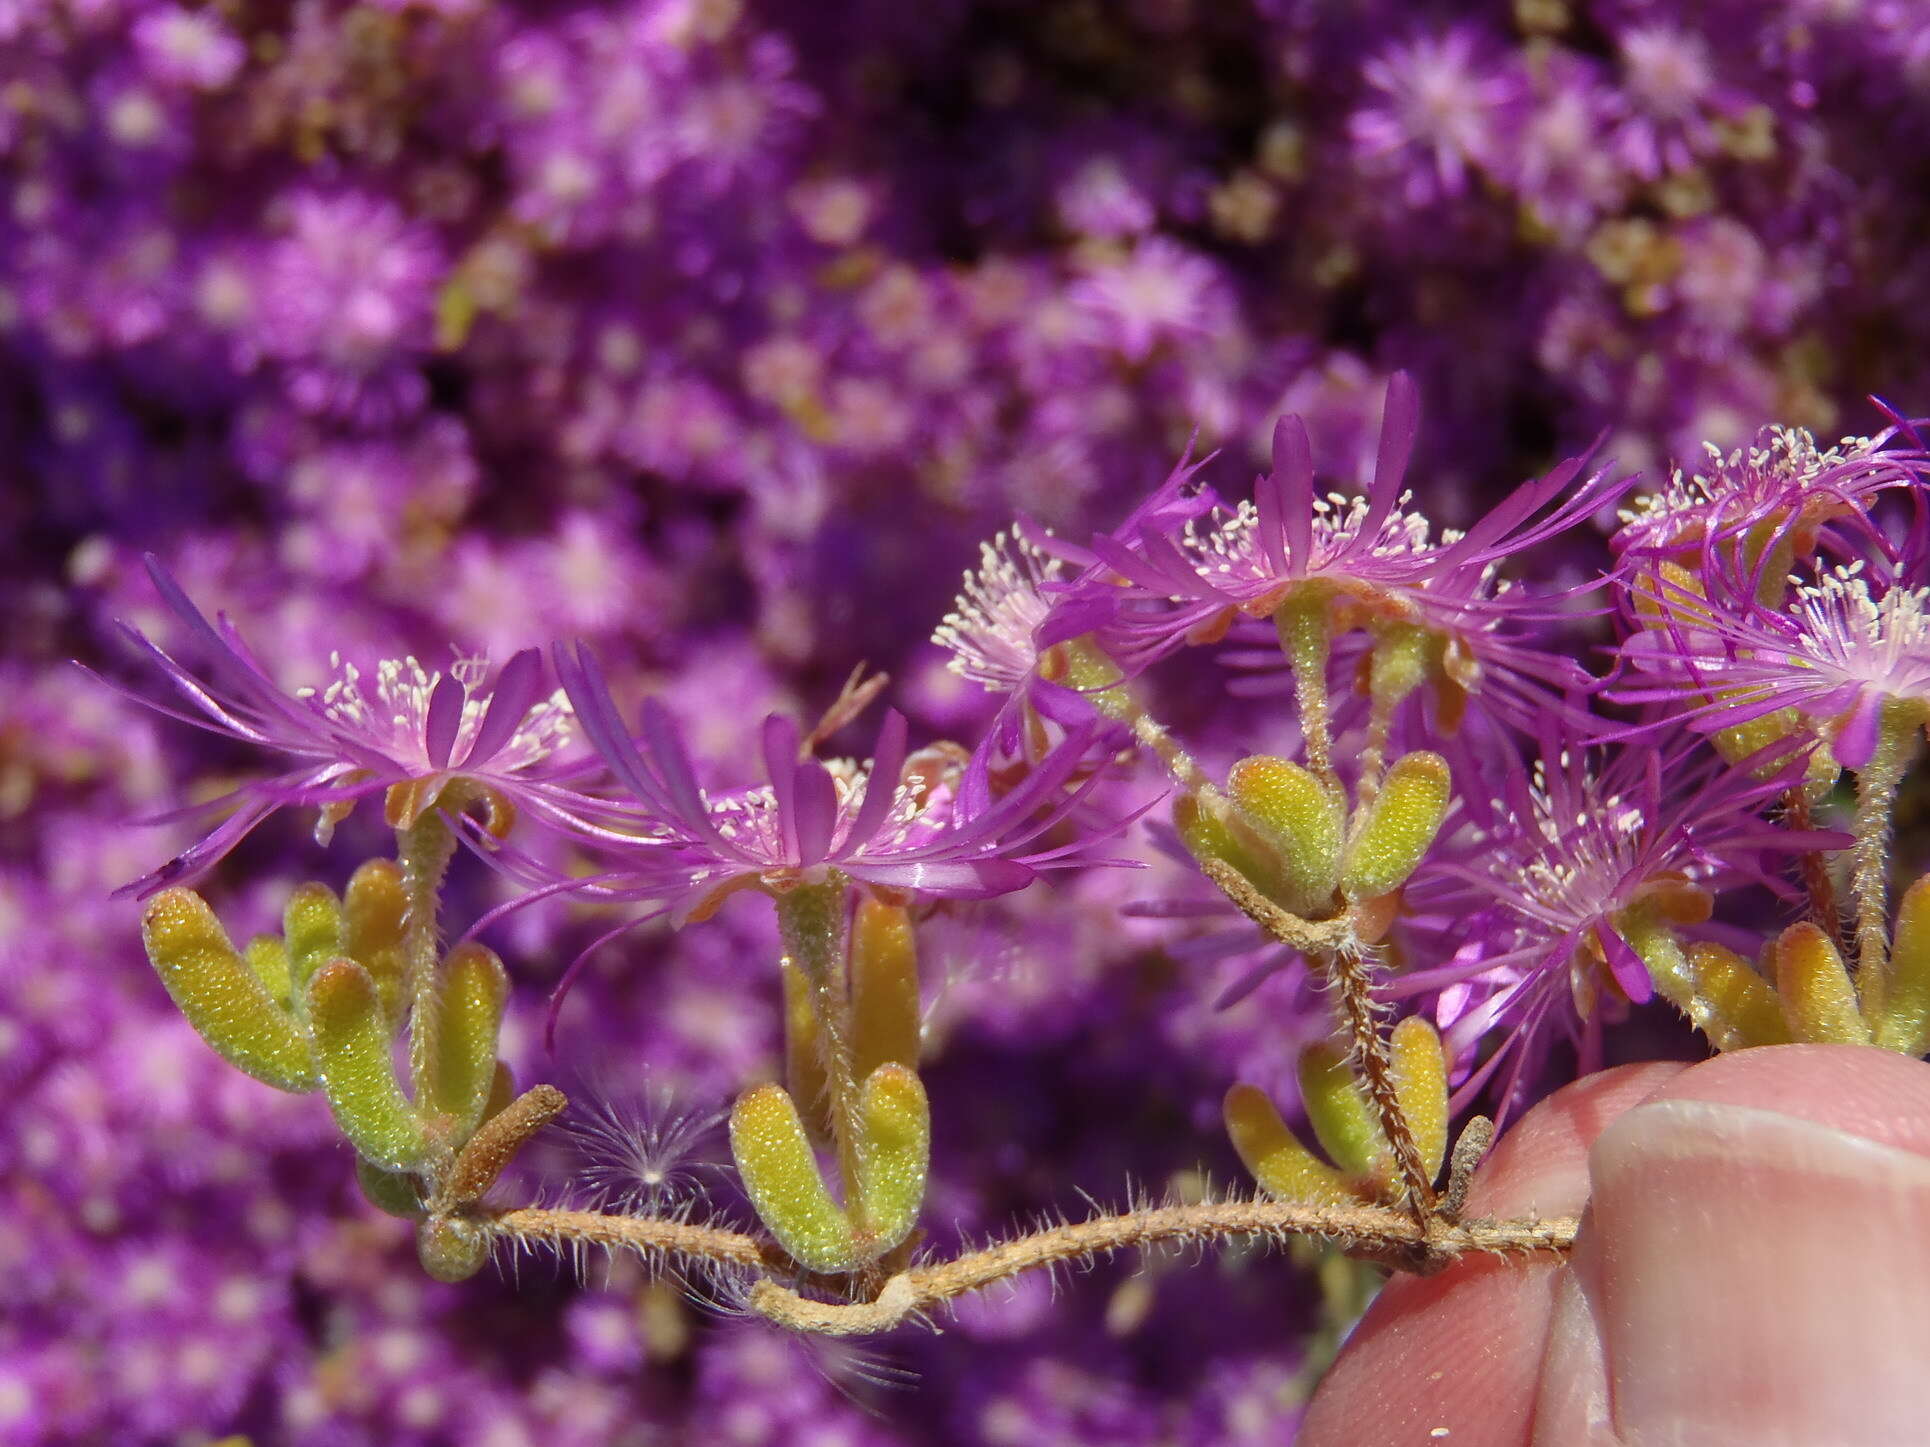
1585, 1099, 1930, 1443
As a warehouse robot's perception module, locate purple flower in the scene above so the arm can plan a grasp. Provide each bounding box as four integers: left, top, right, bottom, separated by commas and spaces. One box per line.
1070, 238, 1232, 363
102, 560, 579, 895
1072, 374, 1626, 733
1615, 562, 1930, 769
1400, 732, 1839, 1107
259, 190, 443, 421
548, 641, 1126, 927
1348, 28, 1522, 207
1612, 421, 1930, 567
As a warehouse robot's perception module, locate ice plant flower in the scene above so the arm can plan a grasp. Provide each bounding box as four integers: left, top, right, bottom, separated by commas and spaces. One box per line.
1399, 732, 1840, 1108
1072, 374, 1626, 736
1619, 563, 1930, 769
104, 559, 579, 895
1348, 28, 1520, 208
931, 527, 1108, 756
550, 642, 1128, 928
1611, 422, 1930, 572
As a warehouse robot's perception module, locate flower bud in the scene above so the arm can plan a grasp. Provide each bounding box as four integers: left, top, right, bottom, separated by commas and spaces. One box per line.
851, 1063, 930, 1254
428, 941, 509, 1137
1223, 1083, 1351, 1205
850, 896, 921, 1081
1227, 755, 1345, 917
1772, 923, 1871, 1045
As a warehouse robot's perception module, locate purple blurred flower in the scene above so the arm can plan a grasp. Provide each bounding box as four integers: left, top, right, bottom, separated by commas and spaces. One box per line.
1348, 28, 1522, 207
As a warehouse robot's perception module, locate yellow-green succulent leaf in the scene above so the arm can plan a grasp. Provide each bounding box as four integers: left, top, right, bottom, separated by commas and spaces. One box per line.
851, 1063, 931, 1255
283, 881, 345, 997
1342, 751, 1450, 901
1388, 1016, 1449, 1184
1223, 1084, 1354, 1205
306, 957, 430, 1170
356, 1158, 425, 1219
729, 1084, 856, 1273
1686, 942, 1792, 1051
1226, 755, 1346, 916
344, 858, 410, 1022
1172, 794, 1281, 898
1618, 906, 1695, 1009
428, 941, 510, 1137
481, 1060, 516, 1125
418, 1215, 491, 1284
1878, 875, 1930, 1055
1297, 1041, 1389, 1182
851, 896, 922, 1080
1368, 624, 1431, 710
1773, 923, 1872, 1045
140, 889, 316, 1093
781, 960, 832, 1144
242, 933, 292, 1008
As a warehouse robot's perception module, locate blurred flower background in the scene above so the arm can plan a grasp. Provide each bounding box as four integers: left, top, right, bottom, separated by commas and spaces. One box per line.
5, 1, 1930, 1442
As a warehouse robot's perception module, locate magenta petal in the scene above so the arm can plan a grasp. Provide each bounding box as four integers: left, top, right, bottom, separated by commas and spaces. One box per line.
847, 858, 1035, 897
424, 673, 465, 768
1832, 689, 1883, 769
843, 709, 908, 851
1598, 923, 1655, 1005
790, 758, 839, 866
639, 700, 729, 849
1273, 412, 1314, 570
461, 648, 542, 767
556, 645, 674, 818
760, 714, 803, 861
1360, 371, 1419, 541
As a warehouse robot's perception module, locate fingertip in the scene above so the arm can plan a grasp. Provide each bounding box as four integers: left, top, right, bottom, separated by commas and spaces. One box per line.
1654, 1043, 1930, 1159
1463, 1061, 1688, 1219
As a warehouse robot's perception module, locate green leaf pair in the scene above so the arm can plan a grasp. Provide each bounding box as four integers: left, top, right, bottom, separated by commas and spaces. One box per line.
141, 872, 511, 1173
1179, 750, 1452, 922
730, 1063, 931, 1274
1224, 1016, 1448, 1206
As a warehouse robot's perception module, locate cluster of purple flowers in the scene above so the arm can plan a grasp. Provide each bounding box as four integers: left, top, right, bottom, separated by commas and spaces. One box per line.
9, 1, 1930, 1442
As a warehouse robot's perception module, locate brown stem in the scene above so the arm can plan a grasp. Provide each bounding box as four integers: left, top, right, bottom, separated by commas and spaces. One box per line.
1325, 947, 1434, 1217
749, 1199, 1577, 1336
1197, 857, 1356, 955
1784, 788, 1841, 947
484, 1206, 790, 1272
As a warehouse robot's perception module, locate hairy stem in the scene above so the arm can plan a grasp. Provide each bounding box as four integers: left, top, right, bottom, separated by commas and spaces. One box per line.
1784, 787, 1841, 946
397, 806, 459, 1104
481, 1197, 1576, 1336
776, 883, 870, 1238
1059, 638, 1219, 798
1276, 593, 1338, 788
748, 1200, 1577, 1336
1851, 704, 1921, 1017
1196, 857, 1355, 955
484, 1207, 785, 1270
1324, 947, 1434, 1216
